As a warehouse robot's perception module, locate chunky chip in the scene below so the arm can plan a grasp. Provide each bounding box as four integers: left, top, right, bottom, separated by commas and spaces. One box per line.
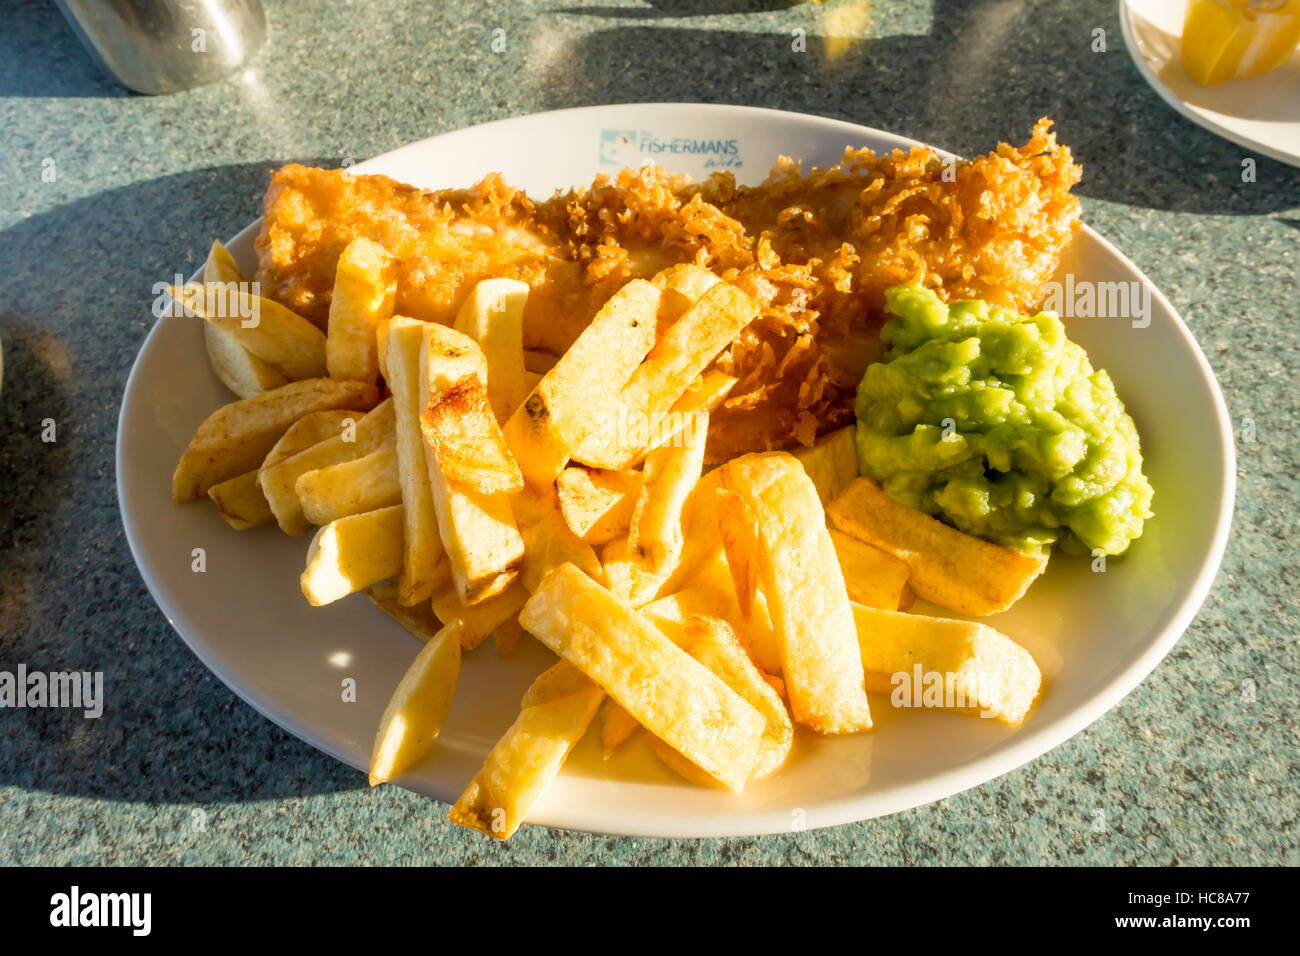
717, 453, 873, 734
258, 400, 394, 534
513, 486, 605, 593
453, 277, 530, 421
642, 551, 782, 677
829, 528, 914, 611
448, 660, 604, 841
201, 240, 289, 398
366, 586, 442, 643
296, 443, 402, 526
601, 537, 673, 608
647, 369, 736, 456
327, 237, 398, 385
369, 623, 462, 785
430, 579, 529, 651
207, 470, 274, 530
171, 282, 327, 380
650, 263, 722, 322
646, 614, 793, 781
171, 378, 378, 502
792, 424, 859, 507
492, 616, 528, 659
519, 564, 765, 789
628, 410, 707, 574
600, 699, 640, 758
555, 466, 642, 546
420, 324, 525, 604
420, 376, 523, 495
852, 604, 1042, 724
502, 279, 662, 487
385, 318, 449, 604
827, 477, 1048, 616
572, 281, 757, 470
208, 409, 354, 529
300, 504, 405, 606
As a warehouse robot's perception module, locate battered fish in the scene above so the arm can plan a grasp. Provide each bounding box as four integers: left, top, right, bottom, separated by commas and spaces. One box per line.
255, 120, 1081, 460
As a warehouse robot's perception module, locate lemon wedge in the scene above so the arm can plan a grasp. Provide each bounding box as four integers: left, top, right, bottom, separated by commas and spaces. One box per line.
1181, 0, 1300, 85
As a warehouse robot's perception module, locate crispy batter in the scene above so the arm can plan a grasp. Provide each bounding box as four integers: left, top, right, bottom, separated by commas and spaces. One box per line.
256, 120, 1080, 460
693, 118, 1082, 458
256, 166, 595, 346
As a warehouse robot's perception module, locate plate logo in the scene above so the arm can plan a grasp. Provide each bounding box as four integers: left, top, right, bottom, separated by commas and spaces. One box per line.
600, 129, 641, 166
599, 129, 743, 170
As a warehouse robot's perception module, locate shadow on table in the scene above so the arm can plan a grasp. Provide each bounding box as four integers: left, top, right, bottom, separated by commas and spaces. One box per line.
0, 1, 133, 98
540, 0, 1300, 213
0, 161, 370, 804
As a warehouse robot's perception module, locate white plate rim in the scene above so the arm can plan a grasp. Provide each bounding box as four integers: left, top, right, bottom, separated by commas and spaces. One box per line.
116, 103, 1237, 838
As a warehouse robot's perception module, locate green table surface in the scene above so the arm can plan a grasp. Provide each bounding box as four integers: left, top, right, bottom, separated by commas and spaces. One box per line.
1, 0, 1296, 865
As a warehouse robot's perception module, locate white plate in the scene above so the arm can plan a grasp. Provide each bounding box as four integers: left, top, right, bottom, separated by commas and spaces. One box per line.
117, 104, 1235, 838
1121, 0, 1300, 167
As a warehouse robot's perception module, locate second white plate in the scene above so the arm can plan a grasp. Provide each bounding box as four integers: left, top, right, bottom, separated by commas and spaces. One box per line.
1121, 0, 1300, 167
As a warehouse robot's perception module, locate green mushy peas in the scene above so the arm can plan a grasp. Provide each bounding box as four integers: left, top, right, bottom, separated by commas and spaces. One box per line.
854, 285, 1153, 557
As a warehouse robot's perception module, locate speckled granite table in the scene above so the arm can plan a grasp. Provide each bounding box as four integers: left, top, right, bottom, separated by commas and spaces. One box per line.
1, 0, 1296, 866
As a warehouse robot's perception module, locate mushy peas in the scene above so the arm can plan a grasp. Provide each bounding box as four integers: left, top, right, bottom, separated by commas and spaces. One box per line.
854, 285, 1153, 557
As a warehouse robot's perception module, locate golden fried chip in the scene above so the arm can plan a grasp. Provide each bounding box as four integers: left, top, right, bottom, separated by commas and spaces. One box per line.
600, 699, 640, 759
454, 277, 530, 421
448, 660, 604, 841
207, 470, 274, 530
171, 282, 327, 380
572, 281, 756, 469
300, 504, 404, 606
628, 409, 707, 574
420, 324, 525, 604
642, 551, 782, 676
171, 378, 378, 502
792, 424, 859, 507
201, 240, 290, 398
366, 587, 442, 643
430, 579, 529, 651
296, 442, 402, 526
647, 614, 793, 781
420, 376, 523, 495
829, 528, 913, 611
385, 318, 449, 604
258, 400, 394, 535
208, 409, 355, 528
369, 623, 461, 785
327, 237, 397, 385
852, 604, 1042, 724
492, 616, 528, 659
600, 537, 671, 608
520, 565, 765, 789
513, 486, 605, 593
503, 279, 661, 486
718, 453, 872, 734
555, 466, 643, 546
826, 477, 1048, 616
647, 369, 736, 456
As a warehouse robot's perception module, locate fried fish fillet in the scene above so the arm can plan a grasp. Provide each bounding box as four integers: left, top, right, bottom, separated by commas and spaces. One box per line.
694, 117, 1083, 457
255, 120, 1080, 460
255, 166, 601, 351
